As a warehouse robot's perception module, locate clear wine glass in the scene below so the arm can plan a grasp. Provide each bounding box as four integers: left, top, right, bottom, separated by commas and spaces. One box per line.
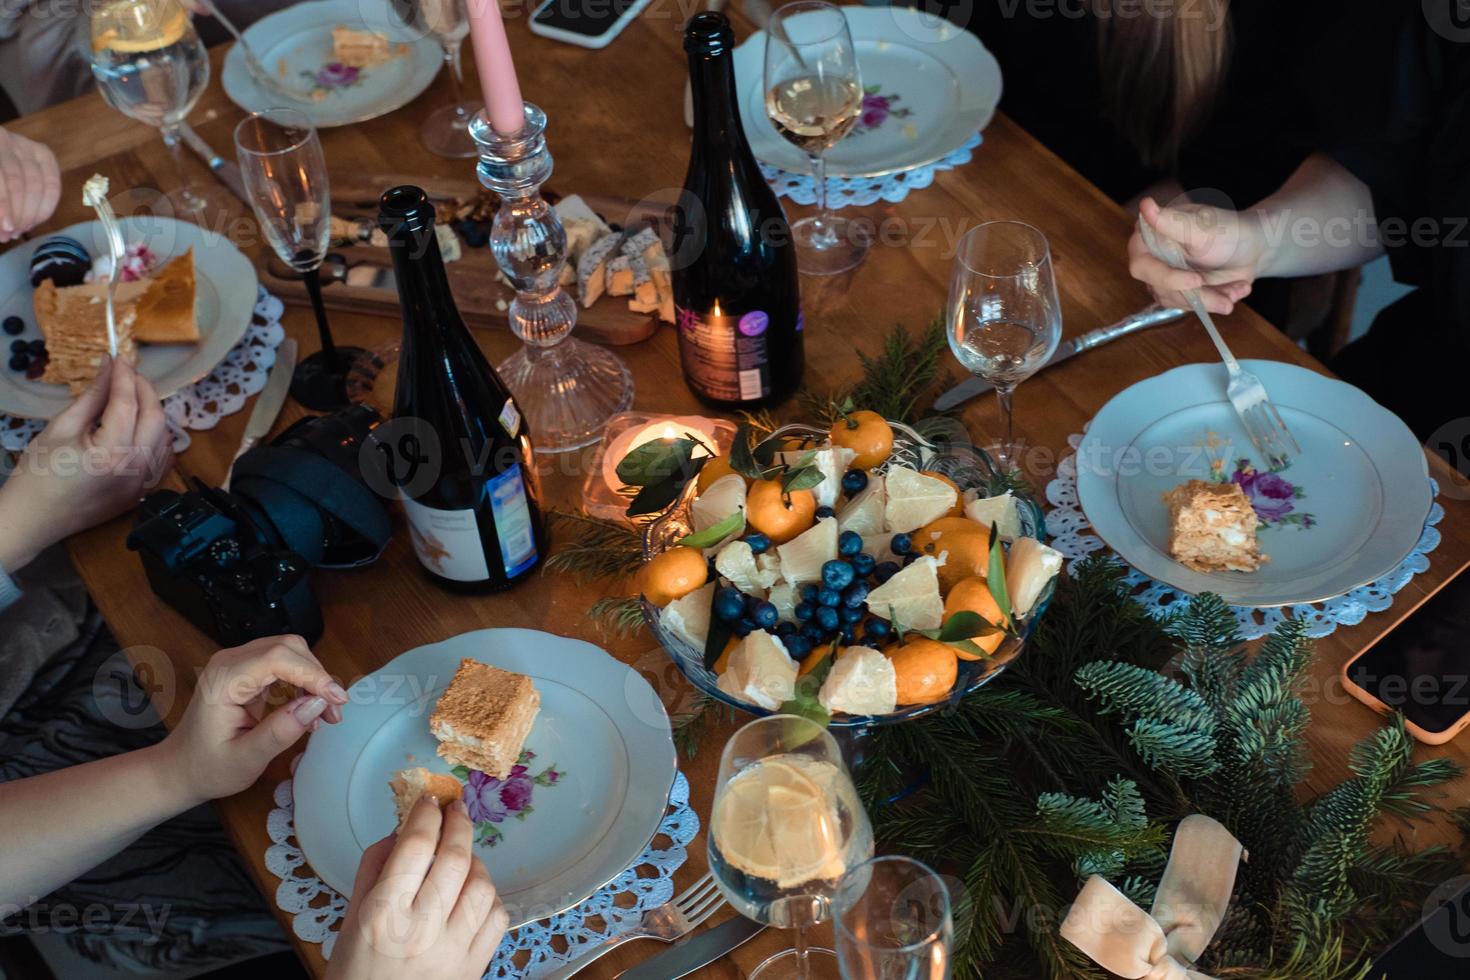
833, 856, 953, 980
709, 715, 874, 980
89, 0, 210, 216
234, 109, 366, 409
390, 0, 483, 158
946, 220, 1063, 473
764, 1, 869, 277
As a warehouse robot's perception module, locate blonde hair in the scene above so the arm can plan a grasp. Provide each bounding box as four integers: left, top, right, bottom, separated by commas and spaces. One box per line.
1093, 0, 1232, 168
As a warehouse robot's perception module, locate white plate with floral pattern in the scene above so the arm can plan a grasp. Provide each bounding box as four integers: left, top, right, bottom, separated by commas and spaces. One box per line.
1075, 361, 1434, 607
293, 628, 676, 926
732, 6, 1001, 178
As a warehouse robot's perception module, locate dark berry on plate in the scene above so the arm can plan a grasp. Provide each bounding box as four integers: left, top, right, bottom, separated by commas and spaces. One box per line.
794, 601, 815, 622
785, 636, 812, 658
25, 356, 46, 380
2, 316, 22, 335
840, 626, 857, 645
821, 559, 855, 590
890, 533, 913, 555
744, 592, 764, 613
839, 605, 863, 625
815, 505, 835, 519
837, 530, 863, 557
752, 602, 779, 629
26, 339, 45, 356
742, 532, 771, 554
817, 586, 841, 607
841, 469, 868, 495
843, 581, 869, 608
10, 339, 27, 354
714, 587, 745, 622
800, 583, 819, 603
777, 621, 798, 637
852, 553, 876, 577
733, 616, 756, 637
866, 619, 892, 639
815, 605, 839, 631
801, 623, 825, 644
874, 561, 900, 583
9, 353, 29, 371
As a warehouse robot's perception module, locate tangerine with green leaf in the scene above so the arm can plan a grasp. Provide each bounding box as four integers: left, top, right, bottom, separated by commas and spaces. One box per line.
640, 547, 708, 606
746, 479, 817, 544
943, 577, 1007, 659
829, 410, 894, 469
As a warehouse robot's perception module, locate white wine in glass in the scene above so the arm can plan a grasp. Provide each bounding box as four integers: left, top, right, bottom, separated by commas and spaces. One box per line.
89, 0, 210, 216
708, 715, 873, 980
764, 1, 869, 277
946, 220, 1063, 473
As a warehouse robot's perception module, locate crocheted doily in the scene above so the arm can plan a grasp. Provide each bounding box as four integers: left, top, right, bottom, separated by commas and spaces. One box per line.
0, 286, 287, 454
265, 755, 697, 979
762, 133, 983, 208
1045, 433, 1445, 640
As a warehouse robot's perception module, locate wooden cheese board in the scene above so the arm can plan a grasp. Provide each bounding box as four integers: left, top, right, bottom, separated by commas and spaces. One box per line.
256, 172, 674, 346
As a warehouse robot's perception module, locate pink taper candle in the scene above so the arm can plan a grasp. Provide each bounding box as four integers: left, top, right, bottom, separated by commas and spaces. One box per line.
466, 0, 524, 135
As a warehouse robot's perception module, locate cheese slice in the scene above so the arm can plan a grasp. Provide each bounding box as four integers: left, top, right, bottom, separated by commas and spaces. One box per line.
577, 231, 622, 308
621, 226, 662, 262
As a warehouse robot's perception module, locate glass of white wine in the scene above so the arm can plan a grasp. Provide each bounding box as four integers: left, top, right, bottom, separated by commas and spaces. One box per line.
89, 0, 210, 216
390, 0, 483, 158
946, 220, 1063, 472
764, 1, 868, 277
709, 715, 874, 980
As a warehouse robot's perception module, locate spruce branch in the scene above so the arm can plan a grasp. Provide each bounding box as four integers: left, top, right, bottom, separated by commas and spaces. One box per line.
544, 510, 646, 583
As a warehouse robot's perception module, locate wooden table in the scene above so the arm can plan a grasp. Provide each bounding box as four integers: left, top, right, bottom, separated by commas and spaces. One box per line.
10, 6, 1470, 976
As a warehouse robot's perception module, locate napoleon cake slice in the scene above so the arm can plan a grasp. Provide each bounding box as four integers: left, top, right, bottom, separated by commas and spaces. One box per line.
429, 658, 540, 779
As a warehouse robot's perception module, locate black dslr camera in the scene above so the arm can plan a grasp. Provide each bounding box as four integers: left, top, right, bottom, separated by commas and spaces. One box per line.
127, 406, 394, 647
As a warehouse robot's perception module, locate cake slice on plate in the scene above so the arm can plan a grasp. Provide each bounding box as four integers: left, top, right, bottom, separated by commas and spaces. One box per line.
429, 659, 540, 779
1163, 479, 1266, 573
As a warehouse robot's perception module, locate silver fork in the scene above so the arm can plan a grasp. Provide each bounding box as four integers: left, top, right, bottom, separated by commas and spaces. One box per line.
541, 873, 726, 980
1137, 217, 1301, 469
193, 0, 317, 104
81, 177, 125, 358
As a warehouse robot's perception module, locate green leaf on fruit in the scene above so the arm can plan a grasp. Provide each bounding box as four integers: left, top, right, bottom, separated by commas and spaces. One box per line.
679, 509, 745, 549
781, 464, 825, 494
986, 521, 1013, 623
703, 588, 735, 671
626, 476, 688, 517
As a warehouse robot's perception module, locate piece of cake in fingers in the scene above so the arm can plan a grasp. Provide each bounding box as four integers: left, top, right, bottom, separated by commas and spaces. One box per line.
429, 659, 540, 779
389, 767, 464, 828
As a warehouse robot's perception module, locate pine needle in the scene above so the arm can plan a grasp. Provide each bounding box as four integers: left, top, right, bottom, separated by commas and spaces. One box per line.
544, 510, 645, 584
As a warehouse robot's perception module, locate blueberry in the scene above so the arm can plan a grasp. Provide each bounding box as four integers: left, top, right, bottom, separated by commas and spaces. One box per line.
752, 601, 779, 629
821, 560, 855, 591
1, 316, 22, 336
840, 626, 857, 645
26, 339, 45, 356
742, 532, 771, 555
777, 620, 798, 637
733, 616, 756, 637
817, 586, 842, 607
815, 505, 835, 519
9, 339, 26, 354
794, 601, 815, 622
874, 561, 900, 583
714, 587, 745, 622
8, 353, 28, 371
841, 469, 868, 495
800, 583, 820, 603
815, 605, 839, 631
785, 635, 812, 658
852, 553, 876, 577
890, 533, 913, 555
842, 581, 870, 608
744, 592, 765, 614
865, 618, 892, 639
802, 623, 826, 644
839, 605, 863, 625
838, 530, 863, 557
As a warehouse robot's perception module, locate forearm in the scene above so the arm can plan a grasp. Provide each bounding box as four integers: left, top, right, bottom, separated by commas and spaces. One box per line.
0, 483, 55, 574
1251, 154, 1384, 278
0, 743, 196, 905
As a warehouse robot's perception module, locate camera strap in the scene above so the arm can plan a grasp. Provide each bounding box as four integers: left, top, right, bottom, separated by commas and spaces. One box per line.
232, 447, 394, 564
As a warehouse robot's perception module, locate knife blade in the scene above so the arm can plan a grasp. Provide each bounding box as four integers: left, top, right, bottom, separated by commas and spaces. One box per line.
179, 123, 250, 205
933, 304, 1188, 412
619, 916, 767, 980
224, 338, 297, 488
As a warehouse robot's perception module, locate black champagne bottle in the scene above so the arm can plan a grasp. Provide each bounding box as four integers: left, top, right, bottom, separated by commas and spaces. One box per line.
378, 185, 545, 592
673, 11, 803, 409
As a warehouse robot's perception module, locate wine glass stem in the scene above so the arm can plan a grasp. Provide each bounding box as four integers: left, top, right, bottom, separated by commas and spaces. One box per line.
444, 42, 468, 117
808, 153, 836, 247
995, 383, 1016, 469
302, 266, 341, 371
793, 923, 812, 980
161, 124, 196, 206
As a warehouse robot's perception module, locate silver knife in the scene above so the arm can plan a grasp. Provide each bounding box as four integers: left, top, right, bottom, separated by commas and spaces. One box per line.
224, 338, 297, 489
933, 304, 1188, 411
618, 916, 767, 980
179, 123, 250, 205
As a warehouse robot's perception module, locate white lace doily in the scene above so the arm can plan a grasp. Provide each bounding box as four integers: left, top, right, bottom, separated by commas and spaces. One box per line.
762, 133, 983, 208
0, 286, 286, 455
265, 755, 697, 978
1045, 433, 1445, 640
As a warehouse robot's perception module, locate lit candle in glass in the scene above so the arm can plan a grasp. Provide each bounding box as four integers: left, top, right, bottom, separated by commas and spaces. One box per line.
601, 415, 721, 495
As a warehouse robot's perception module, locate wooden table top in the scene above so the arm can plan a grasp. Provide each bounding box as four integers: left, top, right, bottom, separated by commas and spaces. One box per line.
9, 6, 1470, 977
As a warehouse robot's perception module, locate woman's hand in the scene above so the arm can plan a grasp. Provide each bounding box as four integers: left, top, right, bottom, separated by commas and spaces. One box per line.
1127, 197, 1269, 315
157, 635, 349, 804
0, 355, 173, 573
327, 798, 508, 980
0, 128, 61, 244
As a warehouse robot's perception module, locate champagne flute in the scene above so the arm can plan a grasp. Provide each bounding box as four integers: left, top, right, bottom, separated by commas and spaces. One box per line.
89, 0, 210, 216
234, 109, 366, 409
709, 715, 874, 980
764, 1, 869, 277
946, 220, 1063, 473
834, 856, 953, 980
391, 0, 483, 157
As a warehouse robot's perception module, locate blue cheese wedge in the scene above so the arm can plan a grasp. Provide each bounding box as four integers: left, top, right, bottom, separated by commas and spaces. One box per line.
576, 231, 622, 308
621, 226, 662, 262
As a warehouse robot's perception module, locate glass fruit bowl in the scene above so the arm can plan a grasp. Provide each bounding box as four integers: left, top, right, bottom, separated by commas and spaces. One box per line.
640, 420, 1056, 730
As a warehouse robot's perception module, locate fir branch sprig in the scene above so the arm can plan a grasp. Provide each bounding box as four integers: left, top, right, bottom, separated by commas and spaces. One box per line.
588, 596, 645, 637
671, 693, 734, 759
543, 510, 646, 583
800, 317, 951, 426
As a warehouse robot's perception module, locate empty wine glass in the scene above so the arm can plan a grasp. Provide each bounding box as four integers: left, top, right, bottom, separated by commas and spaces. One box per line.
391, 0, 483, 157
946, 221, 1063, 472
234, 109, 365, 409
834, 856, 953, 980
764, 1, 869, 276
89, 0, 210, 216
708, 715, 874, 980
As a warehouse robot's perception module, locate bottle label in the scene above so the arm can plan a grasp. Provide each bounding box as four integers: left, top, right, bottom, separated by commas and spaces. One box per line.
487, 463, 539, 578
498, 399, 521, 439
677, 305, 778, 402
401, 496, 491, 583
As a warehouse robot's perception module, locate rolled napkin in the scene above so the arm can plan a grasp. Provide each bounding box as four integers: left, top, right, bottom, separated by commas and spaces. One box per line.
1059, 814, 1244, 980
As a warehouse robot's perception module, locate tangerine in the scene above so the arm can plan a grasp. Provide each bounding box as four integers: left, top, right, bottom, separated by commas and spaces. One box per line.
640, 547, 708, 606
942, 577, 1007, 659
746, 479, 817, 545
886, 637, 959, 705
696, 455, 745, 495
915, 517, 992, 594
829, 410, 895, 470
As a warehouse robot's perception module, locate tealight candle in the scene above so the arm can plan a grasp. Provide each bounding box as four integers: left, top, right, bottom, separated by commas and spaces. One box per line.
580, 412, 738, 522
601, 415, 721, 495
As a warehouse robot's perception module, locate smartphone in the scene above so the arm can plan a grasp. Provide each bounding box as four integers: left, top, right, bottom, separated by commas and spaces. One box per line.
1341, 573, 1470, 744
1372, 875, 1470, 975
528, 0, 652, 49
